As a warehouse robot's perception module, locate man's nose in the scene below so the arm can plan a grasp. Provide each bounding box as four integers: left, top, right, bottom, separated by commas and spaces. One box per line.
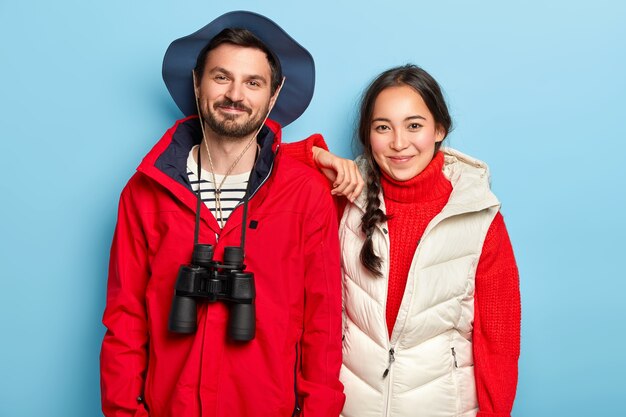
225, 82, 244, 102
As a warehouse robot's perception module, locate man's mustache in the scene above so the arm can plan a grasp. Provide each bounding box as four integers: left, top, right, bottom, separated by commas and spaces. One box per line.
213, 99, 252, 115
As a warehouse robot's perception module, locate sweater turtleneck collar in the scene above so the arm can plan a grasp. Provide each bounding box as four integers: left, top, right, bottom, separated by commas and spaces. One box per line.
380, 151, 452, 204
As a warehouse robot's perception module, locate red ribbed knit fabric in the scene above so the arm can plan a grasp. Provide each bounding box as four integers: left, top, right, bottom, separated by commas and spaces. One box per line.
473, 213, 520, 417
382, 152, 452, 336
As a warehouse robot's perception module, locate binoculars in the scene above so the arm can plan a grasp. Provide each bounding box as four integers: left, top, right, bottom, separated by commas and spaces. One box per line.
168, 244, 256, 341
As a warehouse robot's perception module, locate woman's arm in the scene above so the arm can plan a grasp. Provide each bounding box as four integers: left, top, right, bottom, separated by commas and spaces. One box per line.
282, 135, 364, 202
473, 212, 521, 417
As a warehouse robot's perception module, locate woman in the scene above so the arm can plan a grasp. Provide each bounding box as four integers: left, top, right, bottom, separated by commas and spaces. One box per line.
286, 64, 520, 417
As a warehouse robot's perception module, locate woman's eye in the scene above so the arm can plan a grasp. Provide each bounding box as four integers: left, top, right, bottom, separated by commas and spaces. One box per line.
374, 125, 390, 132
408, 123, 422, 129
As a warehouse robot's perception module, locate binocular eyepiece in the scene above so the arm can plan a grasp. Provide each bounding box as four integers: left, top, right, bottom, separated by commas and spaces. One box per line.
168, 244, 256, 341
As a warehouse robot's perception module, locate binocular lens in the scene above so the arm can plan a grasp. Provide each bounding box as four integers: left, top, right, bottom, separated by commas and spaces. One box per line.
223, 246, 244, 267
192, 244, 214, 267
168, 295, 197, 333
228, 303, 256, 341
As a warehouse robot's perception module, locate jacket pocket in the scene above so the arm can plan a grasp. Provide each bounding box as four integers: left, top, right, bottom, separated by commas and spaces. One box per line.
292, 343, 302, 416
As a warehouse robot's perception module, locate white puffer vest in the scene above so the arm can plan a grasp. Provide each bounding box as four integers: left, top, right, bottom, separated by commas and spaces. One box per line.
339, 148, 500, 417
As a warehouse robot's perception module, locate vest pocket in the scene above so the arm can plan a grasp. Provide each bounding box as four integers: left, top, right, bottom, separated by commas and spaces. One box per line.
449, 339, 479, 414
450, 345, 461, 415
451, 347, 458, 368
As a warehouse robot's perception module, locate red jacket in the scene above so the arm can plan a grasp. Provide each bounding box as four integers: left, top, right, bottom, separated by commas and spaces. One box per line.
101, 116, 345, 417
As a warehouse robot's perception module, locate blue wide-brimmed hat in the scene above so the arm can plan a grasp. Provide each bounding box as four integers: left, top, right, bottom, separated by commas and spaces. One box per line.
162, 10, 315, 127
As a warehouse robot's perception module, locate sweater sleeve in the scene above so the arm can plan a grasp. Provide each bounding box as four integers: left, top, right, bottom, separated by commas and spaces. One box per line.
281, 133, 329, 168
473, 212, 521, 417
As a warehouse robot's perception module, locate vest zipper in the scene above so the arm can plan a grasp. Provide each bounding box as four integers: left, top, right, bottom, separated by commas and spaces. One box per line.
292, 343, 301, 416
382, 346, 396, 417
382, 348, 395, 378
451, 347, 458, 368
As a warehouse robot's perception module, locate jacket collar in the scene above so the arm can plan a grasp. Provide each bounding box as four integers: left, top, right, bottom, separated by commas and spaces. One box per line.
136, 116, 282, 235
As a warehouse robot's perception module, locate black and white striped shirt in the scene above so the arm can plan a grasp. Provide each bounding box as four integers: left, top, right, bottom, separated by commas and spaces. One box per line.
187, 146, 249, 227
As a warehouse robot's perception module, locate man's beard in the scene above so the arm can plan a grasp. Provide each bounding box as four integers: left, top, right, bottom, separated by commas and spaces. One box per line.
203, 98, 268, 139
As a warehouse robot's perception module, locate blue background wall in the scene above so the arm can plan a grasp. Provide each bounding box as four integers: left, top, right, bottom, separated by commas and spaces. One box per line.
1, 1, 624, 416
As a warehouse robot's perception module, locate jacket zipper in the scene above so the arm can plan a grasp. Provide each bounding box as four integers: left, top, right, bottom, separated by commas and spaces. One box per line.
233, 156, 276, 210
217, 155, 276, 243
292, 343, 301, 416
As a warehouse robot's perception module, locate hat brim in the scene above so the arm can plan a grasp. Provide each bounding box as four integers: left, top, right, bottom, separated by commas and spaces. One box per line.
162, 10, 315, 127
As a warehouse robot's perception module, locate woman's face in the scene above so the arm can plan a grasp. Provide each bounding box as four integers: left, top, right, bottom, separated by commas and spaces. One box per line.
369, 85, 444, 181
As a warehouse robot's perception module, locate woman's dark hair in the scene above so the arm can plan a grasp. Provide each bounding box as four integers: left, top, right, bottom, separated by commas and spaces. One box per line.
194, 28, 283, 95
358, 64, 452, 276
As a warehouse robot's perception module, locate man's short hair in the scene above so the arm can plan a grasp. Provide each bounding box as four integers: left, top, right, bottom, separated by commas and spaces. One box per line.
194, 28, 283, 95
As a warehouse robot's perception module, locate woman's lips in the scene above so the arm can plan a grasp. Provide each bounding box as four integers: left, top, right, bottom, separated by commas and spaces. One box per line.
388, 155, 414, 163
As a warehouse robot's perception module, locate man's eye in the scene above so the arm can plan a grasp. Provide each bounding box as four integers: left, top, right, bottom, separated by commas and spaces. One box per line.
215, 75, 228, 82
248, 80, 261, 87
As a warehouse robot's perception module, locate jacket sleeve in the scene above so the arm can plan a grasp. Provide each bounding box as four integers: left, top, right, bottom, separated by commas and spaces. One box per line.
100, 181, 151, 417
298, 181, 346, 416
473, 212, 521, 417
281, 134, 347, 222
281, 133, 329, 168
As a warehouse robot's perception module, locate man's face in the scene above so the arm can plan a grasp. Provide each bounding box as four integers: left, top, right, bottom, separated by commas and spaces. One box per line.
196, 44, 274, 140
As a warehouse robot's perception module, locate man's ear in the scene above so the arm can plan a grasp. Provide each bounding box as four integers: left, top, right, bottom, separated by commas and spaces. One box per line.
268, 77, 286, 111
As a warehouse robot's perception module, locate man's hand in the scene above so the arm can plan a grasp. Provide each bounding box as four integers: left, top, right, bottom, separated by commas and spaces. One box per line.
312, 146, 364, 202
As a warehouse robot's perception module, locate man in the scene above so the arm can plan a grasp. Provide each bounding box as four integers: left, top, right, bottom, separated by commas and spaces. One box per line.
100, 11, 345, 417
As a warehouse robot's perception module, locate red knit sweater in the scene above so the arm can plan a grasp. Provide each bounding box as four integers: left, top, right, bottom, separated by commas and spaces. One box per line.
283, 141, 520, 417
